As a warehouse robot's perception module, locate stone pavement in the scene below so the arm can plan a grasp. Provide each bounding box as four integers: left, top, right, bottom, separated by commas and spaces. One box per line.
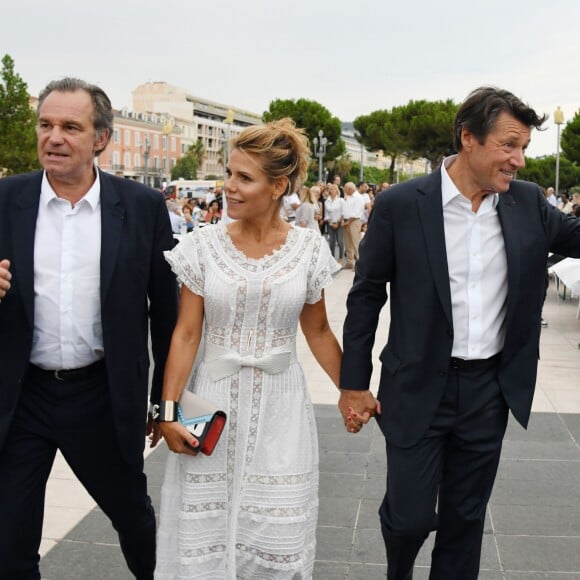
39, 269, 580, 579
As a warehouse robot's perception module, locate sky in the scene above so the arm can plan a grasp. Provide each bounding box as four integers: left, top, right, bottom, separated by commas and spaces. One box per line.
3, 0, 579, 159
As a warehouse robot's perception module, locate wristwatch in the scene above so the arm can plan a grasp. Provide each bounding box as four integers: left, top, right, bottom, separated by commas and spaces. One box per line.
153, 400, 179, 422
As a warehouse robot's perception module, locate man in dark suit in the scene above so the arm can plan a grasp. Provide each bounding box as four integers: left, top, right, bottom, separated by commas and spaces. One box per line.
0, 78, 177, 579
339, 87, 580, 579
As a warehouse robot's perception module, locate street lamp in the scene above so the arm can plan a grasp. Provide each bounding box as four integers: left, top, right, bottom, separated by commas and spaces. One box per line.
312, 130, 327, 183
162, 121, 173, 188
143, 136, 151, 186
222, 108, 235, 178
554, 106, 564, 197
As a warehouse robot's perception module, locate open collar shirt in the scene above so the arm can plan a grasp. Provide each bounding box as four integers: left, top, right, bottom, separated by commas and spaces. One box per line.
441, 156, 508, 360
30, 171, 104, 370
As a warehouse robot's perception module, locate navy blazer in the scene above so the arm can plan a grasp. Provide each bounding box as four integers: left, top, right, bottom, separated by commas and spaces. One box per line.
341, 170, 580, 448
0, 170, 178, 462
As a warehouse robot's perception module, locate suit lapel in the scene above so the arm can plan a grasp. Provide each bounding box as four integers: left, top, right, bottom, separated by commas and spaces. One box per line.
99, 170, 125, 305
496, 191, 520, 333
416, 172, 453, 327
11, 173, 43, 327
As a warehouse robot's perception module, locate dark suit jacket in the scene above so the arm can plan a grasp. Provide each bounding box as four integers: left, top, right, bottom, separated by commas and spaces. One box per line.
0, 170, 178, 462
341, 170, 580, 448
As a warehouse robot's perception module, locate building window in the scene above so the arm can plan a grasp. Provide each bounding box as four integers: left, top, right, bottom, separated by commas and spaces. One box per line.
113, 129, 120, 144
171, 157, 176, 167
171, 137, 176, 152
125, 130, 131, 145
135, 132, 141, 147
154, 156, 159, 169
113, 151, 120, 165
124, 152, 131, 168
134, 153, 140, 167
162, 136, 167, 151
153, 135, 159, 150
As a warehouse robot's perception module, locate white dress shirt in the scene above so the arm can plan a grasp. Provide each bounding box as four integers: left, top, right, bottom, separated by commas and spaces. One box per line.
343, 191, 366, 220
441, 156, 508, 360
324, 196, 345, 224
30, 172, 104, 370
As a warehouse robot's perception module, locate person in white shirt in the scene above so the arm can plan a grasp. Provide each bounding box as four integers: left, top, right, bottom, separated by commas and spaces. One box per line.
358, 181, 373, 224
324, 183, 345, 261
342, 182, 365, 268
0, 77, 177, 579
281, 189, 301, 222
340, 87, 580, 580
545, 186, 558, 207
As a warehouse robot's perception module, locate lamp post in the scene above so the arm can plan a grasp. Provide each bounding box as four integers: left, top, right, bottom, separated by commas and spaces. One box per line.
143, 136, 151, 186
312, 130, 327, 183
162, 121, 173, 188
222, 108, 235, 178
554, 106, 564, 197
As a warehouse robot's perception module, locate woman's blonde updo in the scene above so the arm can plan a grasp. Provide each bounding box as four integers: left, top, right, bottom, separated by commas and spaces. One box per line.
231, 118, 310, 195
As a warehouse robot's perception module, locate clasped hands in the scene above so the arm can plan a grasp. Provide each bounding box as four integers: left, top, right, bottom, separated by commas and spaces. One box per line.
338, 389, 380, 434
0, 259, 11, 300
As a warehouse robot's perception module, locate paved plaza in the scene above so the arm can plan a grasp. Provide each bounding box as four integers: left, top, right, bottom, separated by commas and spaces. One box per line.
39, 268, 580, 579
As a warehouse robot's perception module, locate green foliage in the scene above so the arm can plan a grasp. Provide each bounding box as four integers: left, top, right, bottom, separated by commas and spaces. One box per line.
354, 109, 406, 182
354, 99, 458, 182
263, 98, 346, 164
402, 99, 458, 167
560, 110, 580, 165
326, 155, 353, 183
518, 155, 580, 191
0, 54, 39, 175
171, 140, 204, 180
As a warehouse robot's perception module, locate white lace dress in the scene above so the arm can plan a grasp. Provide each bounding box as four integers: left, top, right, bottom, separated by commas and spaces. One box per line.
155, 223, 340, 579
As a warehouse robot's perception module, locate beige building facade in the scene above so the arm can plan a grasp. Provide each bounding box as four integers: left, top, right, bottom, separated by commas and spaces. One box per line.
131, 82, 262, 178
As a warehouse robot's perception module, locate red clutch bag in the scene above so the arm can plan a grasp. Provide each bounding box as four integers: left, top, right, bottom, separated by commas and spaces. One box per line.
177, 390, 227, 456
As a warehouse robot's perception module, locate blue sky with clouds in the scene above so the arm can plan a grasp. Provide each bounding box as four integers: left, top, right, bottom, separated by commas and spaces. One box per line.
3, 0, 579, 158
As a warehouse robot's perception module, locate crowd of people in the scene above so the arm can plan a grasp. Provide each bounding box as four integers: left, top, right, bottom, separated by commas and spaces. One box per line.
1, 77, 580, 580
166, 188, 225, 234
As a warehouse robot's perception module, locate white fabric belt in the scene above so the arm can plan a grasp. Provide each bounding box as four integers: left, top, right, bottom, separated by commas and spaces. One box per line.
203, 343, 296, 381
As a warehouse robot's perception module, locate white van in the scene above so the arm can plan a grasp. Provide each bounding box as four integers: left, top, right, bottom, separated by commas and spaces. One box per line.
165, 179, 222, 200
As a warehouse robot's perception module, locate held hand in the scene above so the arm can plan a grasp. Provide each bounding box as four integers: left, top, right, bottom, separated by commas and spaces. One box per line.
158, 421, 200, 456
146, 413, 162, 448
338, 389, 380, 433
0, 259, 11, 299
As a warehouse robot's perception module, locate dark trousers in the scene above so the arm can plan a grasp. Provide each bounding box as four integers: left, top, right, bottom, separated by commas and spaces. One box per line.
379, 358, 508, 580
0, 364, 155, 580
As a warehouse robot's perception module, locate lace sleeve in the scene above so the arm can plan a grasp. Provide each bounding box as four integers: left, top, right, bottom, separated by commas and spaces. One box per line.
163, 231, 205, 296
305, 233, 341, 304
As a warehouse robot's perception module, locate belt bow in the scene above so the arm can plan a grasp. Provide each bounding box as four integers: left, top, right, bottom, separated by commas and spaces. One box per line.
204, 344, 293, 381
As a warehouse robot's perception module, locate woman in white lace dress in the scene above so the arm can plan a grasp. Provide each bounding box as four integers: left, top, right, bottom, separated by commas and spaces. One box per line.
155, 119, 344, 579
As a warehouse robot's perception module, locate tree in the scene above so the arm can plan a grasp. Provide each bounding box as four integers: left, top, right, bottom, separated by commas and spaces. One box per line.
518, 155, 580, 192
354, 109, 409, 183
560, 110, 580, 165
402, 99, 458, 168
326, 154, 353, 183
0, 54, 38, 175
171, 139, 204, 180
263, 98, 346, 165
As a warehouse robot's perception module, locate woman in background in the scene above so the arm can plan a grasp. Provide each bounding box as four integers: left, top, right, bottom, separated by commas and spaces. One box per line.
295, 185, 321, 232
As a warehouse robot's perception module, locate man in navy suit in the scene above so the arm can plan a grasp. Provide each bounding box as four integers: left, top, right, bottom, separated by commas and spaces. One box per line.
339, 87, 580, 579
0, 78, 177, 579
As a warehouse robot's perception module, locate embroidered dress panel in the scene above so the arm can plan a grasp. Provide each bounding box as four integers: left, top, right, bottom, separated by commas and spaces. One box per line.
156, 223, 340, 579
